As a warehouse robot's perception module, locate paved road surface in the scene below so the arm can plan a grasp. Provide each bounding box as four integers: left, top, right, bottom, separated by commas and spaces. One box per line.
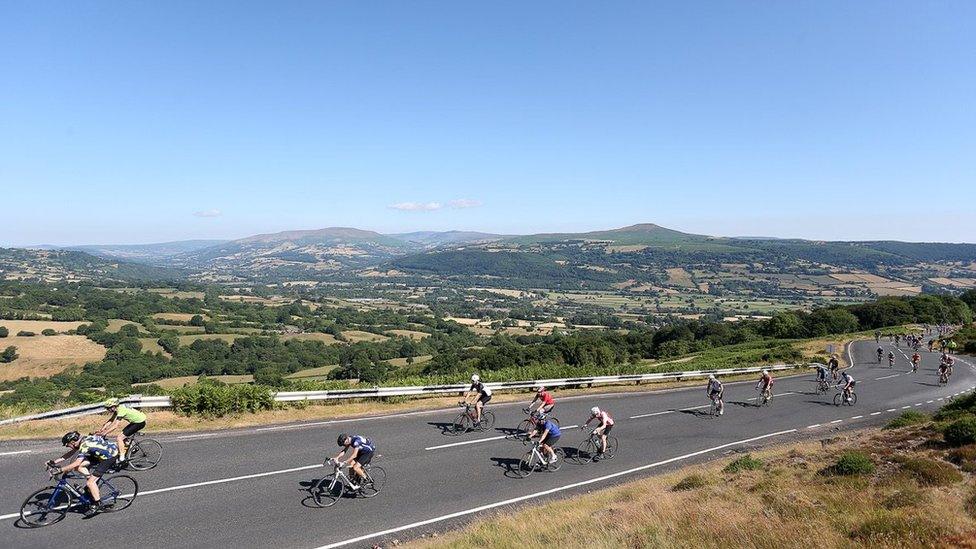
1, 340, 973, 548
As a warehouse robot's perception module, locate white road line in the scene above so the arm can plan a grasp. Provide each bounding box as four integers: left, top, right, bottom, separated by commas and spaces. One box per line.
253, 406, 465, 433
630, 411, 674, 419
927, 400, 934, 404
851, 416, 863, 420
870, 412, 882, 416
914, 403, 923, 407
807, 424, 821, 429
313, 429, 799, 549
176, 433, 213, 440
886, 408, 897, 412
875, 374, 900, 380
829, 420, 843, 424
0, 450, 31, 456
901, 406, 911, 409
0, 463, 325, 521
425, 435, 508, 451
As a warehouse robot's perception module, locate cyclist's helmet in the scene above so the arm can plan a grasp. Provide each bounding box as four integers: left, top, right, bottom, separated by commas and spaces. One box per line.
61, 431, 81, 446
590, 406, 600, 416
536, 386, 545, 394
337, 433, 349, 447
761, 369, 769, 375
103, 397, 120, 408
471, 374, 480, 382
708, 374, 716, 381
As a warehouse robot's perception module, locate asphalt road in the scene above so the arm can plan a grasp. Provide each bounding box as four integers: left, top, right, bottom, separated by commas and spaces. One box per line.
1, 340, 974, 549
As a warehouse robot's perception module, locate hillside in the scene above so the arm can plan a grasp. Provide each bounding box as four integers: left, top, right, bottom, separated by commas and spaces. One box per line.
63, 239, 227, 264
0, 248, 185, 283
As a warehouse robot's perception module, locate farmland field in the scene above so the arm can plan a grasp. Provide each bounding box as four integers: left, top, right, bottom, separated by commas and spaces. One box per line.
385, 355, 432, 367
105, 319, 144, 333
342, 330, 389, 343
152, 313, 209, 322
385, 329, 430, 340
282, 332, 340, 345
0, 335, 107, 381
0, 320, 86, 334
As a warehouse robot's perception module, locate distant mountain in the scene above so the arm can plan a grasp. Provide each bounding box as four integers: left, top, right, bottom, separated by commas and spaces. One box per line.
392, 231, 504, 247
0, 248, 185, 283
181, 227, 417, 281
62, 240, 228, 263
506, 223, 712, 246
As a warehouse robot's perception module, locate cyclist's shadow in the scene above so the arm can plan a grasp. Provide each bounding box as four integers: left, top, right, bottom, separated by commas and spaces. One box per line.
490, 456, 524, 479
427, 421, 457, 436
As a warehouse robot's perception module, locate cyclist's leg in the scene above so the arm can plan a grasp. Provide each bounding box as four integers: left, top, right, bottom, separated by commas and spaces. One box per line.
474, 400, 483, 422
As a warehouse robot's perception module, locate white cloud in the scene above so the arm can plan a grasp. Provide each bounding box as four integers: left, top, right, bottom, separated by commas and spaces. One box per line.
388, 202, 443, 212
449, 199, 483, 209
193, 209, 222, 218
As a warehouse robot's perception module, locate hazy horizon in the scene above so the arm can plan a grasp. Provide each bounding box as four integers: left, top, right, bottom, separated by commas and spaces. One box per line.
3, 2, 974, 246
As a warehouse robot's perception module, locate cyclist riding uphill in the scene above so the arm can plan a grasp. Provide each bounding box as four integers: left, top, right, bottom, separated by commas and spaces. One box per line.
462, 374, 492, 424
838, 371, 856, 403
528, 386, 556, 417
876, 346, 884, 362
582, 406, 614, 459
705, 374, 724, 415
46, 431, 119, 516
756, 369, 773, 395
815, 363, 829, 383
828, 354, 840, 380
96, 398, 147, 462
528, 417, 561, 464
332, 434, 375, 487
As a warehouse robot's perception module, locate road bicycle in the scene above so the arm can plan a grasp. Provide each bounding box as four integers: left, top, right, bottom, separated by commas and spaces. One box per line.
817, 378, 831, 396
20, 466, 138, 527
515, 440, 564, 478
511, 408, 560, 440
448, 403, 495, 435
708, 395, 724, 417
310, 459, 387, 508
120, 432, 163, 471
939, 371, 949, 385
574, 430, 618, 464
833, 388, 857, 406
758, 387, 773, 407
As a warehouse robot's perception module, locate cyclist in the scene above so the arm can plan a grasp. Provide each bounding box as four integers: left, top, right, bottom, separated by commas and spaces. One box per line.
332, 433, 375, 488
876, 346, 884, 363
756, 369, 773, 401
95, 398, 147, 463
895, 334, 901, 346
815, 363, 830, 388
874, 331, 881, 343
838, 371, 856, 403
827, 354, 840, 380
927, 339, 935, 352
582, 406, 614, 460
462, 374, 492, 424
705, 374, 724, 415
528, 386, 556, 418
938, 359, 950, 383
946, 355, 955, 376
911, 352, 921, 373
528, 417, 561, 465
887, 351, 895, 367
46, 431, 119, 516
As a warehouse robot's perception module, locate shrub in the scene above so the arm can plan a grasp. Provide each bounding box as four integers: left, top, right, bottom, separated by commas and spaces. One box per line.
672, 473, 709, 491
41, 329, 57, 336
16, 331, 35, 337
947, 444, 976, 473
170, 382, 274, 417
935, 392, 976, 422
882, 487, 927, 510
723, 454, 764, 474
0, 346, 18, 363
884, 410, 929, 430
897, 457, 962, 486
0, 326, 7, 338
826, 451, 875, 476
944, 417, 976, 447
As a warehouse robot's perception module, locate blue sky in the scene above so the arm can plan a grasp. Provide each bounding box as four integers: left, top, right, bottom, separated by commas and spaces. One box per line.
2, 1, 974, 245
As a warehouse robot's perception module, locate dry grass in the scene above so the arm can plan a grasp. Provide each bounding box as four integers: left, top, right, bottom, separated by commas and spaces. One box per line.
0, 320, 86, 334
410, 429, 976, 549
0, 335, 106, 381
104, 319, 144, 333
134, 374, 254, 389
151, 313, 208, 322
176, 334, 245, 345
342, 330, 389, 343
137, 338, 167, 355
385, 355, 433, 367
285, 364, 338, 379
282, 332, 340, 345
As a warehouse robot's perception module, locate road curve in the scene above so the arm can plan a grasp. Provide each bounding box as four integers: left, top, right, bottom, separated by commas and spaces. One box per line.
1, 340, 974, 548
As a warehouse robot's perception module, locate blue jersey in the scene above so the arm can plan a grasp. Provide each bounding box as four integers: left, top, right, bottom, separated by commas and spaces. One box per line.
349, 436, 375, 453
539, 420, 560, 437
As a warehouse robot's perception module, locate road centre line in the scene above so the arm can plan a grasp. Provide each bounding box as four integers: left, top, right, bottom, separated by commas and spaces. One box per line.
0, 450, 31, 456
425, 435, 508, 451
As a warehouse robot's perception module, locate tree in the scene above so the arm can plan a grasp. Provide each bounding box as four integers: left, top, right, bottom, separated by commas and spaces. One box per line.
189, 315, 205, 327
762, 312, 805, 339
0, 346, 18, 363
41, 329, 57, 336
0, 326, 7, 338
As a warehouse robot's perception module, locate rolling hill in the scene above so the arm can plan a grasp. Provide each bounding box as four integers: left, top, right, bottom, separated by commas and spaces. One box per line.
0, 248, 185, 283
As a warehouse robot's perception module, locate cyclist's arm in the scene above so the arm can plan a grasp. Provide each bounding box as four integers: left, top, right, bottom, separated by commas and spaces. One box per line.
343, 447, 360, 466
48, 448, 77, 466
58, 455, 87, 473
538, 428, 549, 444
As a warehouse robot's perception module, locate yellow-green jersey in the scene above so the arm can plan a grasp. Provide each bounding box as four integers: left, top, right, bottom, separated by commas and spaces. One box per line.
115, 404, 147, 424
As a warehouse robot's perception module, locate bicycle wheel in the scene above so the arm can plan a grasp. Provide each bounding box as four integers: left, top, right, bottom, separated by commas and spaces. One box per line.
833, 393, 842, 406
311, 475, 345, 508
99, 474, 138, 512
515, 451, 537, 478
360, 466, 386, 498
513, 419, 534, 439
575, 438, 598, 464
761, 393, 772, 407
849, 393, 857, 406
127, 439, 163, 471
20, 486, 71, 528
605, 437, 619, 460
547, 448, 565, 472
448, 413, 470, 436
476, 411, 496, 432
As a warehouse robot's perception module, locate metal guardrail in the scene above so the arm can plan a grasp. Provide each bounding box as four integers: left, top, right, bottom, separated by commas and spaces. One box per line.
0, 363, 812, 426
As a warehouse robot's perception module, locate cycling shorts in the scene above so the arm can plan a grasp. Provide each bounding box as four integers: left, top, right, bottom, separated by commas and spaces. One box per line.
88, 456, 118, 477
544, 435, 561, 448
478, 394, 492, 405
123, 421, 146, 437
356, 449, 374, 467
600, 424, 613, 436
